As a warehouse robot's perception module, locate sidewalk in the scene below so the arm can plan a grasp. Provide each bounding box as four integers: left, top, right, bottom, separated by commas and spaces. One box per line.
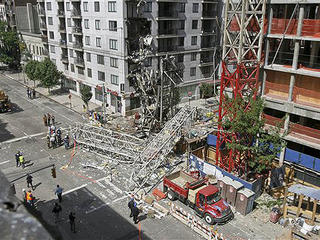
2, 71, 102, 115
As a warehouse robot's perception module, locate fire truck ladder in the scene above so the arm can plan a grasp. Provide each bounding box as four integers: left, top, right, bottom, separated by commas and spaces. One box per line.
70, 123, 145, 163
129, 105, 196, 191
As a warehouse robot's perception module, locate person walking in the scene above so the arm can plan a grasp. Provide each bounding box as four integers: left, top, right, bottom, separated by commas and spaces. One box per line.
128, 195, 135, 218
26, 190, 34, 207
52, 115, 55, 125
19, 154, 25, 169
22, 189, 27, 204
55, 185, 63, 202
27, 87, 31, 98
26, 174, 34, 190
32, 88, 36, 99
15, 151, 20, 167
132, 203, 140, 224
47, 113, 51, 126
43, 114, 48, 127
64, 135, 70, 149
47, 135, 51, 148
69, 212, 76, 233
52, 203, 62, 223
50, 134, 56, 149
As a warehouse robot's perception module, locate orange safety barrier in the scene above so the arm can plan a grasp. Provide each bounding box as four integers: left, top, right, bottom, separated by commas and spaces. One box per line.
293, 86, 320, 109
152, 188, 166, 200
262, 114, 284, 128
290, 123, 320, 140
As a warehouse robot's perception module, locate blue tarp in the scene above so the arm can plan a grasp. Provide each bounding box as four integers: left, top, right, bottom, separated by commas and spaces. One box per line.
207, 134, 217, 147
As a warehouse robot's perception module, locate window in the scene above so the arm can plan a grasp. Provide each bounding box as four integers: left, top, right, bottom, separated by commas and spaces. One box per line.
49, 31, 54, 39
96, 37, 101, 47
109, 39, 117, 50
66, 2, 70, 11
108, 1, 116, 12
69, 49, 73, 57
46, 2, 51, 10
50, 45, 55, 53
85, 36, 90, 46
177, 54, 184, 63
86, 52, 91, 62
95, 20, 100, 30
192, 20, 198, 29
84, 19, 89, 29
68, 34, 72, 42
110, 57, 118, 68
71, 64, 74, 72
109, 21, 117, 31
178, 37, 184, 46
191, 53, 197, 61
98, 71, 105, 81
193, 3, 199, 13
178, 3, 185, 12
94, 1, 100, 12
190, 67, 196, 76
67, 18, 72, 27
87, 68, 92, 77
111, 74, 119, 85
120, 83, 124, 92
48, 17, 53, 25
97, 55, 104, 65
191, 36, 197, 45
144, 2, 152, 12
36, 46, 39, 55
64, 64, 68, 71
78, 67, 84, 75
83, 2, 88, 12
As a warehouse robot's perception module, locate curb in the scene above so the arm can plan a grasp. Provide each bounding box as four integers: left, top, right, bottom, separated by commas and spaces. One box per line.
2, 73, 82, 116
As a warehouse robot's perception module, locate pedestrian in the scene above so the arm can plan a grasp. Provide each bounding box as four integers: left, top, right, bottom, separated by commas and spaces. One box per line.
19, 154, 25, 169
55, 185, 63, 202
26, 174, 34, 190
32, 88, 36, 99
128, 195, 135, 218
15, 151, 20, 167
50, 134, 56, 149
27, 87, 31, 98
52, 203, 62, 223
22, 189, 27, 203
47, 135, 51, 148
69, 212, 76, 233
57, 128, 62, 146
43, 114, 48, 127
132, 203, 140, 224
47, 113, 51, 126
64, 135, 69, 149
26, 190, 34, 207
52, 115, 55, 125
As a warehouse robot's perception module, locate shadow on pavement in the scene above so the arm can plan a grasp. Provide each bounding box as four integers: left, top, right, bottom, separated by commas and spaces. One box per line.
0, 118, 15, 142
33, 187, 152, 240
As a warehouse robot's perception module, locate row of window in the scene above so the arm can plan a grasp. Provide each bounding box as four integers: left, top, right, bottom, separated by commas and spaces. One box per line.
45, 1, 117, 13
84, 36, 117, 49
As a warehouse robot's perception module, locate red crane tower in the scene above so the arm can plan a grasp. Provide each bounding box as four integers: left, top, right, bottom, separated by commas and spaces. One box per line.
216, 0, 266, 173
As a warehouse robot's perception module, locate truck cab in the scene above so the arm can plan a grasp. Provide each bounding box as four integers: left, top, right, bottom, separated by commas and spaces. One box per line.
194, 185, 233, 224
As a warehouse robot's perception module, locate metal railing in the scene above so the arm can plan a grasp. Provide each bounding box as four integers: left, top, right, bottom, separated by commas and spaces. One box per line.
71, 9, 81, 17
75, 58, 84, 66
72, 26, 82, 33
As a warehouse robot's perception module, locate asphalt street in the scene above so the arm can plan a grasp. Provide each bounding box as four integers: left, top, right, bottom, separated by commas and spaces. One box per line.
0, 75, 203, 240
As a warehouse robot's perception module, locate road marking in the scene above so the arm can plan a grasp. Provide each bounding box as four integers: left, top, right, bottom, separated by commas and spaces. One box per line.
96, 181, 106, 188
106, 189, 115, 196
104, 179, 123, 194
0, 160, 10, 165
1, 132, 47, 144
85, 203, 109, 214
62, 184, 87, 195
112, 195, 128, 203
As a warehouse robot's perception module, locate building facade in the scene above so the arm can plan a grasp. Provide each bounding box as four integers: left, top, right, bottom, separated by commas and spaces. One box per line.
262, 1, 320, 176
37, 0, 220, 115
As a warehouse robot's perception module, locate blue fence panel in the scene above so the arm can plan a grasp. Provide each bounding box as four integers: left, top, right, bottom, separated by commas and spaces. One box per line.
314, 158, 320, 172
299, 153, 315, 170
285, 148, 301, 164
207, 134, 217, 147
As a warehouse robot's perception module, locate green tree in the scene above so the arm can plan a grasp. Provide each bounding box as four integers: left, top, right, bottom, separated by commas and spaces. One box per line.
222, 95, 286, 178
200, 83, 213, 99
0, 21, 21, 69
37, 58, 62, 93
24, 60, 40, 88
80, 85, 92, 110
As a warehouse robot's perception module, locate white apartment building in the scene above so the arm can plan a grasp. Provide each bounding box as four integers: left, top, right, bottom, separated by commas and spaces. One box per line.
37, 0, 220, 115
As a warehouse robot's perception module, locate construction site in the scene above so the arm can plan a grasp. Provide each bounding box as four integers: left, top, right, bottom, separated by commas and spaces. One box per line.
44, 0, 318, 239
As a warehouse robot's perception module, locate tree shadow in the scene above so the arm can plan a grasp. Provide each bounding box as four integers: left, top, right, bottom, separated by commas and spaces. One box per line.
5, 102, 24, 114
0, 118, 15, 142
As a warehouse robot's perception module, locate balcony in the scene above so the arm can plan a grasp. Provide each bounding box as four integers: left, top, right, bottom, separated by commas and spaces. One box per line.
71, 0, 81, 2
157, 28, 178, 37
75, 58, 84, 67
72, 42, 83, 50
59, 39, 67, 47
41, 35, 48, 42
38, 8, 45, 16
71, 9, 81, 18
57, 10, 65, 17
202, 11, 216, 19
72, 26, 82, 35
199, 57, 213, 67
157, 11, 179, 20
61, 55, 69, 63
57, 0, 64, 2
58, 25, 66, 33
39, 22, 47, 30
